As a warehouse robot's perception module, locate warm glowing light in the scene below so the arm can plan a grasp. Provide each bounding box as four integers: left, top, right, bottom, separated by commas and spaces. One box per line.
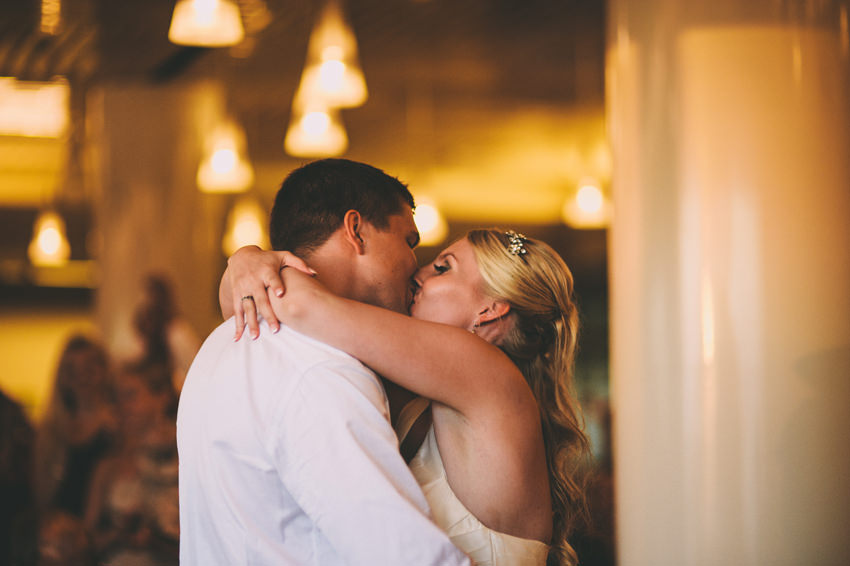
168, 0, 245, 47
210, 148, 237, 174
302, 111, 331, 136
561, 178, 611, 229
284, 104, 348, 157
319, 60, 347, 91
28, 210, 70, 266
0, 77, 69, 138
414, 200, 449, 246
40, 0, 61, 35
591, 142, 613, 183
222, 198, 270, 256
576, 183, 604, 214
322, 45, 344, 60
295, 1, 368, 108
197, 120, 253, 193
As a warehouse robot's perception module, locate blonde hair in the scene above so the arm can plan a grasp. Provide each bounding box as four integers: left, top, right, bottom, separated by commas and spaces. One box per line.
467, 229, 590, 566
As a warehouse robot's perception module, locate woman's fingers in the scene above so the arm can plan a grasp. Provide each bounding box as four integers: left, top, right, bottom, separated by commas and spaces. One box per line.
263, 250, 315, 299
253, 287, 279, 334
241, 294, 261, 340
233, 289, 247, 341
228, 247, 316, 340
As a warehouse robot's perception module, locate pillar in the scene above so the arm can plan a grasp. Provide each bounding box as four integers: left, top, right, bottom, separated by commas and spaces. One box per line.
607, 1, 850, 564
89, 81, 228, 358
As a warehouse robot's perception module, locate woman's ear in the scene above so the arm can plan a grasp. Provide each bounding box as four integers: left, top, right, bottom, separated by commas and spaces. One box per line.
341, 210, 366, 254
477, 300, 511, 324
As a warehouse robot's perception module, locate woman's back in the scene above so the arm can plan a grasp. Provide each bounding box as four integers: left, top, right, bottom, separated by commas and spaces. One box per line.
398, 398, 550, 565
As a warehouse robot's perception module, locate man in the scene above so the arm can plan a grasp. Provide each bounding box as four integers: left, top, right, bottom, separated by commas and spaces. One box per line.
177, 159, 469, 565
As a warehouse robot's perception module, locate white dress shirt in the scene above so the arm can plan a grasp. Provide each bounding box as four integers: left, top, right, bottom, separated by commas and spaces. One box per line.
177, 319, 469, 566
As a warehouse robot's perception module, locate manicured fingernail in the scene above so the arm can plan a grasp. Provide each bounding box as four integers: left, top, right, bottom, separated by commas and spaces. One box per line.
251, 331, 259, 340
276, 289, 284, 297
309, 268, 318, 276
272, 325, 280, 333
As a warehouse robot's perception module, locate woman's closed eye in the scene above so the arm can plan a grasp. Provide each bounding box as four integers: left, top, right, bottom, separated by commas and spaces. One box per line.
434, 262, 449, 274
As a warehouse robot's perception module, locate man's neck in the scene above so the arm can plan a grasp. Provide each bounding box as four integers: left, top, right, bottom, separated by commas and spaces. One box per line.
300, 243, 356, 300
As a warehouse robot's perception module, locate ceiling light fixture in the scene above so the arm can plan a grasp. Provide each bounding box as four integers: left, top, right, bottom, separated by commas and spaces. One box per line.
28, 210, 71, 266
561, 178, 611, 229
284, 102, 348, 157
296, 0, 368, 108
222, 197, 270, 257
414, 199, 449, 246
197, 119, 254, 193
168, 0, 245, 47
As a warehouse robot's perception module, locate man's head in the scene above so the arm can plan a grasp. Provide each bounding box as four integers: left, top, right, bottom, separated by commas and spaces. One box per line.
269, 159, 420, 313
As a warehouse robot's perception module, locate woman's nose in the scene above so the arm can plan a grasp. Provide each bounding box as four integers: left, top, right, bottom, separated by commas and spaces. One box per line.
413, 265, 430, 286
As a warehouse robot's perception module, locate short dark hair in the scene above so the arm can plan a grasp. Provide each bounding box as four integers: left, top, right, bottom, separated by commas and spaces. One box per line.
269, 159, 415, 255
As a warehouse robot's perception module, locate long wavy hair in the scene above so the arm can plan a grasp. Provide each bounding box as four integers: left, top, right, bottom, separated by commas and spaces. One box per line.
34, 335, 113, 510
467, 229, 590, 566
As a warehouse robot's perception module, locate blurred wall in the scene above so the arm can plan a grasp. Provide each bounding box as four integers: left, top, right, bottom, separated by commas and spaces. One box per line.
89, 80, 228, 359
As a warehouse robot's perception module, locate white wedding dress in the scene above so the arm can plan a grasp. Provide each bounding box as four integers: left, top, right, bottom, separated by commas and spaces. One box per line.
396, 398, 550, 566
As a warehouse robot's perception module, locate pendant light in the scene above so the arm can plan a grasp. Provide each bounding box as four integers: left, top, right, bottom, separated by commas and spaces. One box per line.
28, 210, 71, 266
413, 198, 449, 246
197, 119, 254, 193
561, 178, 611, 229
296, 0, 367, 108
284, 101, 348, 158
168, 0, 245, 47
222, 197, 270, 257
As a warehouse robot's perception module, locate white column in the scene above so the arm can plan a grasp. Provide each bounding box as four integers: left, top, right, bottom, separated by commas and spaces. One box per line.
89, 81, 228, 358
607, 1, 850, 565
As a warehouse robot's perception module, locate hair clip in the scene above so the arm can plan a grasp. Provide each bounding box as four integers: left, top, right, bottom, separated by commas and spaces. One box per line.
505, 230, 528, 256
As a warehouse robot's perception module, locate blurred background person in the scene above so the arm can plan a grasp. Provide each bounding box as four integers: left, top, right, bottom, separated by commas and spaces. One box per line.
1, 388, 36, 565
84, 361, 179, 566
125, 274, 201, 396
34, 335, 117, 519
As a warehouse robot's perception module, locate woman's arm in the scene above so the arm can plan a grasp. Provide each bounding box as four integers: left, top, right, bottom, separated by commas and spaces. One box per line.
219, 246, 314, 340
273, 270, 535, 420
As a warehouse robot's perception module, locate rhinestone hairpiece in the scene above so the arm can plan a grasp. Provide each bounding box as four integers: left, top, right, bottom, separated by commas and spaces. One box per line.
505, 230, 528, 256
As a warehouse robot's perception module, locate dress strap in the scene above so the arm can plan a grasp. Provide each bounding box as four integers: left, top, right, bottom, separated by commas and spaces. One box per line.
395, 397, 431, 443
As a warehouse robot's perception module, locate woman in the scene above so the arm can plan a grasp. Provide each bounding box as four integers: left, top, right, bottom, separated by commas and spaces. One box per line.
222, 229, 589, 566
35, 335, 116, 517
84, 363, 179, 566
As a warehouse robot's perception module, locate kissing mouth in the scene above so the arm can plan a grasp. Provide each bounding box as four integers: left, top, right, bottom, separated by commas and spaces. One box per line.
406, 282, 420, 312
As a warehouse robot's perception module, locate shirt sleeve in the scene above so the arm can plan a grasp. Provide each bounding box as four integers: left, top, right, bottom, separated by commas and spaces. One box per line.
270, 358, 471, 566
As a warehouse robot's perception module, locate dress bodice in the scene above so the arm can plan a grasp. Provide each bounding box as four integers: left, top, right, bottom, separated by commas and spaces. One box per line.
396, 399, 550, 566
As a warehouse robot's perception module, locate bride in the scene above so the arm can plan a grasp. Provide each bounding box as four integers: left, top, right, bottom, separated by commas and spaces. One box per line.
222, 229, 589, 566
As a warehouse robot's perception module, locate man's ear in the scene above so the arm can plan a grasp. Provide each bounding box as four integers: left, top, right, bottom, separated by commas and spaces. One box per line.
477, 300, 511, 324
341, 210, 366, 254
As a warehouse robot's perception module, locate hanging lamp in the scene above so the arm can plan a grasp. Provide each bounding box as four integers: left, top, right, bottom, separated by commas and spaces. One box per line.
561, 178, 611, 229
222, 197, 270, 257
296, 0, 367, 108
28, 210, 71, 266
168, 0, 245, 47
284, 101, 348, 157
197, 119, 254, 193
413, 198, 449, 246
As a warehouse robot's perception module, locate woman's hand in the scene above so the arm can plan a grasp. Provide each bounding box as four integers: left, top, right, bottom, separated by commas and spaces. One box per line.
220, 246, 315, 340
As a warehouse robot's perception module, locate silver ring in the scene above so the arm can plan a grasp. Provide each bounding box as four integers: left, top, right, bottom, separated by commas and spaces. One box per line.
241, 295, 254, 301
